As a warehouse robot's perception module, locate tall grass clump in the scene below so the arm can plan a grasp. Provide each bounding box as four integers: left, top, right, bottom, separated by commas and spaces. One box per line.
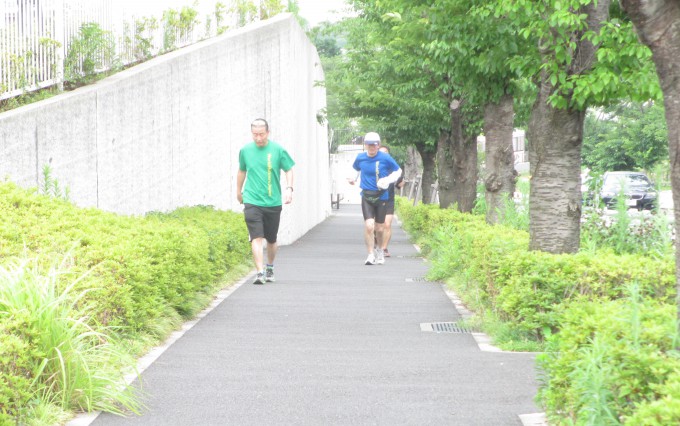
40, 164, 70, 201
497, 177, 529, 231
581, 187, 673, 258
0, 257, 140, 425
473, 176, 529, 231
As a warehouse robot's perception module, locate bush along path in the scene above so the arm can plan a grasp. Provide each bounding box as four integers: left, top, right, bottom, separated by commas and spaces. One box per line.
396, 197, 680, 424
0, 181, 252, 425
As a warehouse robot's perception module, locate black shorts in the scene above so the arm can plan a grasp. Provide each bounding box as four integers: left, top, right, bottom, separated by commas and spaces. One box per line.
385, 199, 395, 215
361, 196, 388, 224
243, 204, 283, 243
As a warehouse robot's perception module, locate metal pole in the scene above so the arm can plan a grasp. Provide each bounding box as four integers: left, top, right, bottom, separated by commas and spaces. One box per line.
412, 175, 421, 206
55, 0, 64, 91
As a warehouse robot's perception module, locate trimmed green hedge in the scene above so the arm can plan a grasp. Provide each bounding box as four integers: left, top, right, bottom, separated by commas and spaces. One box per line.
539, 295, 680, 425
0, 181, 250, 332
397, 198, 675, 341
396, 198, 679, 424
0, 181, 251, 422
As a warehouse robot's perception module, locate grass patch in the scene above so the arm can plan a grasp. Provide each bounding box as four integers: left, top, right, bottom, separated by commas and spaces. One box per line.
0, 257, 141, 423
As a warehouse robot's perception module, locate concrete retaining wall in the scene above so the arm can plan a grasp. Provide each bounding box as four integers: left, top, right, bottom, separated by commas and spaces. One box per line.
0, 14, 330, 245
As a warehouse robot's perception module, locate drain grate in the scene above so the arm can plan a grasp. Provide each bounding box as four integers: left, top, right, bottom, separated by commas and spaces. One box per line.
405, 277, 430, 283
420, 322, 474, 334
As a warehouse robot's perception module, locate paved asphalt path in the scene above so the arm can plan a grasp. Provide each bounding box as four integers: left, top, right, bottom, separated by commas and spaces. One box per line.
89, 205, 540, 426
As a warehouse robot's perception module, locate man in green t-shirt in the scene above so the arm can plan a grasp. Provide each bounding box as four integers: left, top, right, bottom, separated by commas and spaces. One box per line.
236, 118, 295, 284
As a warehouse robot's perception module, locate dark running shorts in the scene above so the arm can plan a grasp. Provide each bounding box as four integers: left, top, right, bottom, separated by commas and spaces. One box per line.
243, 204, 283, 243
385, 199, 395, 215
361, 196, 388, 224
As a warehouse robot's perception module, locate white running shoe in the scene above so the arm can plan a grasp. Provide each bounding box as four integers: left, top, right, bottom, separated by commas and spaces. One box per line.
253, 272, 265, 284
265, 267, 275, 282
375, 249, 385, 265
365, 253, 376, 265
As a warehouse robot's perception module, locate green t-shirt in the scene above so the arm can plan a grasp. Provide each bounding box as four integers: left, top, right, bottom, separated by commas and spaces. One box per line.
239, 140, 295, 207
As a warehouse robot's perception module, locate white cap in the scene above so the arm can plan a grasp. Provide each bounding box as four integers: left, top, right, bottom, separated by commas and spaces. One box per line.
363, 132, 381, 144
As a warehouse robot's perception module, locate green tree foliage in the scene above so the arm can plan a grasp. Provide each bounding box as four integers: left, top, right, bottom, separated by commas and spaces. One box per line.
488, 0, 662, 254
307, 20, 353, 134
308, 22, 343, 58
312, 34, 341, 57
583, 102, 668, 173
493, 0, 660, 110
343, 1, 534, 209
326, 14, 446, 147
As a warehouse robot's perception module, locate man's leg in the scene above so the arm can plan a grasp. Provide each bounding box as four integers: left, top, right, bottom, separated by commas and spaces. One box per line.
375, 222, 385, 249
364, 218, 376, 253
373, 201, 388, 264
262, 206, 282, 282
363, 218, 378, 265
267, 241, 278, 264
249, 237, 267, 284
251, 237, 265, 272
244, 204, 266, 283
361, 197, 379, 265
261, 241, 278, 282
373, 222, 385, 265
382, 214, 393, 250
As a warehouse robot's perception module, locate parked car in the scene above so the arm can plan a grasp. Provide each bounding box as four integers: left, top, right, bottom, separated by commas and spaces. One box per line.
600, 171, 657, 210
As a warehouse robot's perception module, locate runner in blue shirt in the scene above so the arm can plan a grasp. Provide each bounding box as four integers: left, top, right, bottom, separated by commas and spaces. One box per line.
352, 132, 401, 265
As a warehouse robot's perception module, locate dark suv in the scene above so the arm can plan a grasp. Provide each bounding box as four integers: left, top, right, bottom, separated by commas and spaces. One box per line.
600, 171, 657, 210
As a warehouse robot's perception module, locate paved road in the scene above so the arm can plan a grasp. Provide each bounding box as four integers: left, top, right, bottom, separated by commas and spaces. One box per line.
86, 205, 540, 425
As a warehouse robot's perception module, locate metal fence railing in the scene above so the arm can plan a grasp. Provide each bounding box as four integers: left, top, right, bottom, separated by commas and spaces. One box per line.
1, 0, 251, 101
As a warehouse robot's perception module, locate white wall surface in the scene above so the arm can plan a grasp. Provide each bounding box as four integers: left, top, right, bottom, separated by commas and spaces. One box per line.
0, 14, 330, 245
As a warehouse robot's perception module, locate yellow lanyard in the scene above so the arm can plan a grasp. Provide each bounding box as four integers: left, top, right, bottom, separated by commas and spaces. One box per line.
267, 153, 272, 196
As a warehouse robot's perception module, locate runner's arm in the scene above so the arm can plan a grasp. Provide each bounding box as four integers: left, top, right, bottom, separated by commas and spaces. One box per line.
236, 170, 246, 203
377, 168, 402, 189
283, 169, 294, 204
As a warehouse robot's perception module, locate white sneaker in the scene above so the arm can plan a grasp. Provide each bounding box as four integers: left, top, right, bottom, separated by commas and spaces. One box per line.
375, 249, 385, 265
365, 253, 376, 265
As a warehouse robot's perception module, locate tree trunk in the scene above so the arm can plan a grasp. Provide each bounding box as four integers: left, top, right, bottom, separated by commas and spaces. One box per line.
415, 145, 437, 204
528, 88, 585, 253
620, 0, 680, 327
404, 145, 422, 185
437, 100, 478, 212
528, 0, 609, 253
403, 144, 424, 200
484, 93, 517, 224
